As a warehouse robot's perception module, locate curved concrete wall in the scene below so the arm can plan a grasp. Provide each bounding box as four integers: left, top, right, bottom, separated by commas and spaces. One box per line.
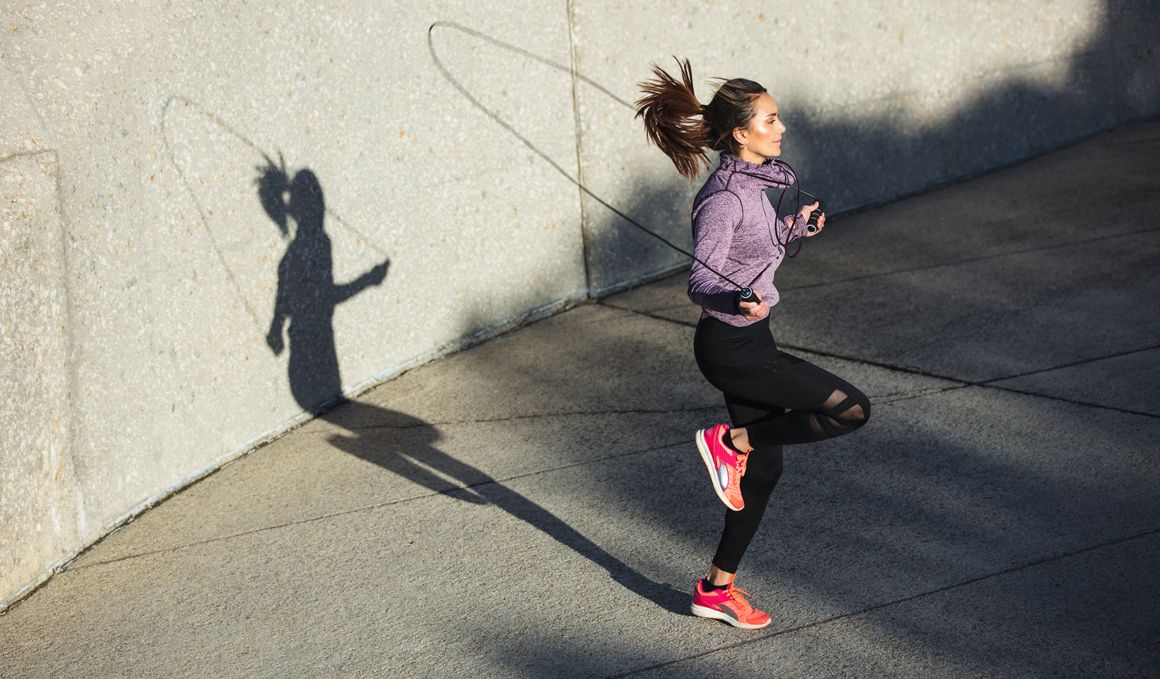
2, 1, 1156, 608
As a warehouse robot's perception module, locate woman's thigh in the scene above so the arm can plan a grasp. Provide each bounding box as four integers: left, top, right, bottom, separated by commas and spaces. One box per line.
724, 393, 784, 430
713, 354, 862, 413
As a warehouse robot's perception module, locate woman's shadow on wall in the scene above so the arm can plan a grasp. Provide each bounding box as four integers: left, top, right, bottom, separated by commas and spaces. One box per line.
256, 158, 684, 613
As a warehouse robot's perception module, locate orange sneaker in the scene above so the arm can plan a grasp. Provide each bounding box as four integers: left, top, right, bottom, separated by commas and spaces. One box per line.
695, 424, 748, 511
690, 579, 772, 629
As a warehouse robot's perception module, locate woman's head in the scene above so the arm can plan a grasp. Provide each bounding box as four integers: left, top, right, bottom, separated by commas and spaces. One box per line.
635, 58, 784, 179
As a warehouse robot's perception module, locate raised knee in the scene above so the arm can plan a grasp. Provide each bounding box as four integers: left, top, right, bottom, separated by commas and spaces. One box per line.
845, 396, 871, 427
819, 388, 871, 436
833, 393, 870, 429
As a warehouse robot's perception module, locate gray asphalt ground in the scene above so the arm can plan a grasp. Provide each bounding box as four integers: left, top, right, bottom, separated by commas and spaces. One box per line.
3, 121, 1159, 678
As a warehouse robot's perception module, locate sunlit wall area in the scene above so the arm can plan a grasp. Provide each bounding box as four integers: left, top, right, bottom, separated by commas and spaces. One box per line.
572, 1, 1160, 287
1, 1, 1156, 608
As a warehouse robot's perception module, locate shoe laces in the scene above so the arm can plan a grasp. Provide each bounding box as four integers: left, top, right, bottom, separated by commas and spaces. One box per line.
725, 584, 755, 611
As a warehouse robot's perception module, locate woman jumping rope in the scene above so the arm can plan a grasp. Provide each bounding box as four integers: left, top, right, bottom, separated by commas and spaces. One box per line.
636, 59, 871, 629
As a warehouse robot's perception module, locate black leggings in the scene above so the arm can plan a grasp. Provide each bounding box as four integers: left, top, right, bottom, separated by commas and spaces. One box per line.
693, 315, 871, 573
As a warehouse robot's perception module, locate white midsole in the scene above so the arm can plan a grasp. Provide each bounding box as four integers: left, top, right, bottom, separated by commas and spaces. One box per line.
695, 430, 741, 511
690, 603, 770, 630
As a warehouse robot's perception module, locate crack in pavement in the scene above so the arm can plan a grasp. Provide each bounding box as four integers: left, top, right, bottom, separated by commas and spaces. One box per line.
607, 525, 1160, 678
871, 385, 969, 405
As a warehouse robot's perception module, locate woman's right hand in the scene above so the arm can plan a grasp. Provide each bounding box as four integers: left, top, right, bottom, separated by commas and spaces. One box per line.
739, 297, 768, 321
798, 201, 820, 224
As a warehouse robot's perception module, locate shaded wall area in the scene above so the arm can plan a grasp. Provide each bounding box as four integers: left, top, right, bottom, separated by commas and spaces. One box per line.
1, 0, 1157, 608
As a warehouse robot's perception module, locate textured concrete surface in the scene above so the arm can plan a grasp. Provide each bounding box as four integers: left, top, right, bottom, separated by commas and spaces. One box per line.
3, 0, 1160, 617
0, 152, 80, 603
2, 2, 589, 606
1, 119, 1158, 677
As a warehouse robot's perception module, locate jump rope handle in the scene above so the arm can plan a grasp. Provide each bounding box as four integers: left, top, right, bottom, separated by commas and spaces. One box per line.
738, 287, 761, 308
805, 201, 823, 235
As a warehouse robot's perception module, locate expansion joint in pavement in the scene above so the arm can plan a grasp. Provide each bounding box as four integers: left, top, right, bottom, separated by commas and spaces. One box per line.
607, 525, 1160, 679
67, 437, 692, 572
978, 383, 1159, 420
976, 342, 1160, 384
780, 224, 1160, 293
335, 405, 723, 431
601, 302, 1160, 420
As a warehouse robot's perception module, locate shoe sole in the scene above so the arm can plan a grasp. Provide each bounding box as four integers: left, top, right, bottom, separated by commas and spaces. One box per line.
690, 603, 771, 630
695, 429, 744, 511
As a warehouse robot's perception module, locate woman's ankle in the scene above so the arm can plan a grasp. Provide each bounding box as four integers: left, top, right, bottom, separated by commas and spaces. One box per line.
707, 566, 736, 587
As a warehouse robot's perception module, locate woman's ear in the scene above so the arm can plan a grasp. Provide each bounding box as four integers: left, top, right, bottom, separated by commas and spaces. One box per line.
732, 127, 748, 148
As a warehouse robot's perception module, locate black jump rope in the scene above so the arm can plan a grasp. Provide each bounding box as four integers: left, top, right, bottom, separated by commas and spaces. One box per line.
426, 22, 822, 310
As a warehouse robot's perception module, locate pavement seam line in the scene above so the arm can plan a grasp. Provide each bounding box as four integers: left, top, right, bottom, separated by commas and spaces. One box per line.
602, 303, 1160, 419
873, 380, 1160, 420
607, 225, 1160, 306
976, 342, 1160, 384
328, 405, 724, 432
779, 224, 1160, 293
66, 438, 692, 572
978, 383, 1160, 420
62, 389, 940, 572
627, 224, 1160, 308
62, 386, 944, 571
597, 302, 973, 383
606, 525, 1160, 678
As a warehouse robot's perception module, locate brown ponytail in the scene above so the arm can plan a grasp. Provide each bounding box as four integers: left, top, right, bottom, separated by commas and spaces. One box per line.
635, 57, 768, 180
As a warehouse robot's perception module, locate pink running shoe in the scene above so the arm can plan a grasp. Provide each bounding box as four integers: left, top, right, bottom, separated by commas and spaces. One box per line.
691, 579, 772, 629
695, 424, 748, 511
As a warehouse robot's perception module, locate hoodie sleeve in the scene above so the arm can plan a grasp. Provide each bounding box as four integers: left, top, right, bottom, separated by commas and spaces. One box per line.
688, 191, 744, 314
777, 210, 810, 242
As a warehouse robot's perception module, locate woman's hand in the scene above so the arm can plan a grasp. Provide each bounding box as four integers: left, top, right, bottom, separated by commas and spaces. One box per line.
798, 201, 826, 237
739, 297, 768, 321
807, 211, 826, 237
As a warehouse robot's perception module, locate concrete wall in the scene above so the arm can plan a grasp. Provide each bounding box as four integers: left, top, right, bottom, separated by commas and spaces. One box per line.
2, 1, 1156, 608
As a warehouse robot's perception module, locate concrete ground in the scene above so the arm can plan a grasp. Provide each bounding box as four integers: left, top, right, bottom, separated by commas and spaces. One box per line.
3, 121, 1159, 678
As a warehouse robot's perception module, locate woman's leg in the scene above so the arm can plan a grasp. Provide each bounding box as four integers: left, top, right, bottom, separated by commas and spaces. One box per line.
728, 358, 871, 448
701, 356, 871, 574
710, 396, 785, 575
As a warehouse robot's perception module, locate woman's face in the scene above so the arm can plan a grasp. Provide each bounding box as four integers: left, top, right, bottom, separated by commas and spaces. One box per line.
734, 93, 786, 160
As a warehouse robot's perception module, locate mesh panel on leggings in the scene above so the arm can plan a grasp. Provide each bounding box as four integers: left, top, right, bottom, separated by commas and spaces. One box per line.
804, 389, 869, 438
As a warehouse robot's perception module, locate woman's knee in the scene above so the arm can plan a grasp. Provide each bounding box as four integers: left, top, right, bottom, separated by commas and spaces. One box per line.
824, 387, 871, 431
842, 390, 871, 428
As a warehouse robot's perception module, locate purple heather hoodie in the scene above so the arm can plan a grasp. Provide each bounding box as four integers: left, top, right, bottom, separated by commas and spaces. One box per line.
688, 153, 809, 327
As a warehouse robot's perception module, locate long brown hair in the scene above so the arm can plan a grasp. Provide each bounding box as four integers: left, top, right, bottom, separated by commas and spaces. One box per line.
635, 58, 767, 180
